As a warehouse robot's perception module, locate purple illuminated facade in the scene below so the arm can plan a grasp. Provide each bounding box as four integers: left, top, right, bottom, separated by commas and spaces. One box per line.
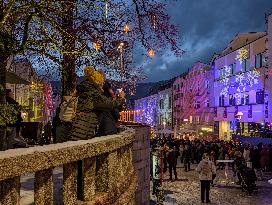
134, 94, 159, 127
213, 32, 271, 140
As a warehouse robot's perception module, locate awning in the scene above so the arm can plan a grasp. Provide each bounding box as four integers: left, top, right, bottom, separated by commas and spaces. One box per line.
5, 71, 30, 85
176, 129, 196, 133
155, 129, 174, 134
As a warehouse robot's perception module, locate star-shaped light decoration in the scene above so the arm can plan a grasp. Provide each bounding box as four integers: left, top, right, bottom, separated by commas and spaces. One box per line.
235, 47, 248, 64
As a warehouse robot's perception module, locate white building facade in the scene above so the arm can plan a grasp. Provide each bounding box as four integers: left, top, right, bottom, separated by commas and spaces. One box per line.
157, 88, 172, 129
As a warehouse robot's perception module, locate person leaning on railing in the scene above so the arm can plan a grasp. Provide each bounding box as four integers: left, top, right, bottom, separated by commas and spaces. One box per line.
68, 66, 126, 141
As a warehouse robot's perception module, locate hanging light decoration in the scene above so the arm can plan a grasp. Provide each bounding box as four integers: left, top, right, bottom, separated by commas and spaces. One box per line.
123, 24, 130, 33
105, 0, 109, 18
151, 14, 157, 29
148, 49, 155, 58
93, 41, 101, 51
118, 42, 125, 80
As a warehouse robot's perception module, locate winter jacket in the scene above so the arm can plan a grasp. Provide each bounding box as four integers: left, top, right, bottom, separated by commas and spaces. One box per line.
69, 78, 124, 141
196, 158, 216, 181
167, 149, 179, 166
243, 149, 251, 162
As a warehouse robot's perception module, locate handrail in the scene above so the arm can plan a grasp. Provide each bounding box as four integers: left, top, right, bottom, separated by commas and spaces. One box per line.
0, 128, 136, 205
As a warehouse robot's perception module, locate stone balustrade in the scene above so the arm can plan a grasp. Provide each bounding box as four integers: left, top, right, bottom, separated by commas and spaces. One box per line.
0, 128, 137, 205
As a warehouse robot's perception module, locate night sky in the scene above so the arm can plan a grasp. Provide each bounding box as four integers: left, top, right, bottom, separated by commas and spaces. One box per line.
138, 0, 272, 82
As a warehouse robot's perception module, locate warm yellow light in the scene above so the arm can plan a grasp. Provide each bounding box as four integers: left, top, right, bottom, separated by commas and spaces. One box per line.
93, 42, 101, 51
148, 49, 155, 58
123, 24, 130, 33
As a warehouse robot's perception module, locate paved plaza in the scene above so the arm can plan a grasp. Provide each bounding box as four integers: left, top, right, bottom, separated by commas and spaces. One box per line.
151, 162, 272, 205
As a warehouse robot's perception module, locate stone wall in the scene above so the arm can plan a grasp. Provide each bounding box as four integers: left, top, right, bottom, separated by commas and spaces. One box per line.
131, 125, 150, 205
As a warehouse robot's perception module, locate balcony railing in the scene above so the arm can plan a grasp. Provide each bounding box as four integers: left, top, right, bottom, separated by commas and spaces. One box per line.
0, 129, 137, 205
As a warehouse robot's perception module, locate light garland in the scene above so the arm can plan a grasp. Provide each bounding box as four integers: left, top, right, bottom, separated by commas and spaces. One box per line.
105, 0, 109, 18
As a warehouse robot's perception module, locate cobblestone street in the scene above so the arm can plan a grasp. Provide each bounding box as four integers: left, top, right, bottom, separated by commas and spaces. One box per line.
151, 162, 272, 205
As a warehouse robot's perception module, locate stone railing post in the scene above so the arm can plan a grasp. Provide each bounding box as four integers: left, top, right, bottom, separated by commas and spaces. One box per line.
63, 162, 78, 205
96, 154, 109, 192
34, 168, 54, 205
0, 177, 20, 205
108, 151, 119, 191
82, 157, 96, 201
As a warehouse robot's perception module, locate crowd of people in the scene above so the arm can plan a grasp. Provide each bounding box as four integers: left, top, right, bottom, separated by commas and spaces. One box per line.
152, 136, 272, 203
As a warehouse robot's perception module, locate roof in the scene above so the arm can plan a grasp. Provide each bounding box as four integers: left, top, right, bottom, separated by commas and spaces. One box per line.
221, 32, 267, 57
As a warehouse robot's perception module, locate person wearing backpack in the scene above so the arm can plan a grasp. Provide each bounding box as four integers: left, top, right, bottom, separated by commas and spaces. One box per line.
196, 153, 216, 204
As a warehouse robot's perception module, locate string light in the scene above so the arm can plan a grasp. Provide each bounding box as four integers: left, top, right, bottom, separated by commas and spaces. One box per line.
148, 49, 155, 58
118, 42, 125, 81
123, 24, 130, 33
105, 0, 109, 18
93, 41, 101, 51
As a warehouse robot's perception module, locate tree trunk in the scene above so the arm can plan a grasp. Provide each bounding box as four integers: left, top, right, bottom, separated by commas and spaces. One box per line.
61, 1, 77, 97
0, 59, 8, 151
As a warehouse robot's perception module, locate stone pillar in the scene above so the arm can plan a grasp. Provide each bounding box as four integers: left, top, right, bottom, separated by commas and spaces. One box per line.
0, 177, 20, 205
34, 169, 53, 205
82, 157, 96, 201
132, 125, 150, 205
63, 162, 78, 205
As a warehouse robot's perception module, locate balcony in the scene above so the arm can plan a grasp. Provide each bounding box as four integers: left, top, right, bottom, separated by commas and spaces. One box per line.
0, 125, 150, 205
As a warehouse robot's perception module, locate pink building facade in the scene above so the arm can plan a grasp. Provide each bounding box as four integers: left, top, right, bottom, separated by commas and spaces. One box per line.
173, 62, 214, 135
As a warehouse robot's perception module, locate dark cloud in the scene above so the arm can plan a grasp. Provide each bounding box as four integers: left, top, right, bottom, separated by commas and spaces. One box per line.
140, 0, 272, 82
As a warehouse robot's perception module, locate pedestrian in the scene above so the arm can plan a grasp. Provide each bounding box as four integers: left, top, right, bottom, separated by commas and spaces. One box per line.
251, 146, 264, 180
96, 70, 122, 136
67, 66, 125, 200
167, 145, 179, 181
196, 153, 216, 204
260, 145, 270, 172
6, 89, 28, 149
183, 144, 191, 172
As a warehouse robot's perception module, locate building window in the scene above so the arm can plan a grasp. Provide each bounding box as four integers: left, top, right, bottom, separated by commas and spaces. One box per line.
255, 53, 262, 68
219, 95, 225, 107
205, 80, 209, 88
181, 82, 183, 88
245, 92, 249, 105
242, 58, 250, 71
173, 85, 176, 90
159, 99, 164, 109
177, 84, 180, 91
168, 97, 172, 109
219, 68, 224, 78
205, 99, 210, 107
194, 100, 201, 109
229, 94, 233, 106
256, 90, 264, 104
